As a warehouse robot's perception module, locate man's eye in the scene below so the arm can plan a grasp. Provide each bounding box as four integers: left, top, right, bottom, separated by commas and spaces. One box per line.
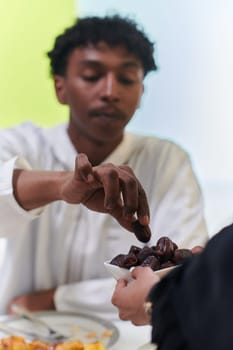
82, 75, 100, 82
119, 77, 135, 85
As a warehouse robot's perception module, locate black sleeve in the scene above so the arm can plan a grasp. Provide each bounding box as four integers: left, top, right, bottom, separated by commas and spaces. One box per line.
148, 222, 233, 350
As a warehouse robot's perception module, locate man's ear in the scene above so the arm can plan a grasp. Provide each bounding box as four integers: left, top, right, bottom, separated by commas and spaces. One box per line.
54, 75, 67, 104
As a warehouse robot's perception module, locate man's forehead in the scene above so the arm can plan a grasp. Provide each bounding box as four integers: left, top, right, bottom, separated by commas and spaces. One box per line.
68, 42, 143, 67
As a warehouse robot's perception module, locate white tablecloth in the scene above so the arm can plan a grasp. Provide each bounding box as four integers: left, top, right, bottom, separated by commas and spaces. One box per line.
112, 320, 152, 350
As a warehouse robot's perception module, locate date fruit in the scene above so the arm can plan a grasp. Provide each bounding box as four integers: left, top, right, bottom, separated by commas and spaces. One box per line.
110, 236, 194, 272
132, 220, 151, 243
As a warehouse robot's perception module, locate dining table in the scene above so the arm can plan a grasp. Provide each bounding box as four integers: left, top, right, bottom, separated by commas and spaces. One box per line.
112, 319, 152, 350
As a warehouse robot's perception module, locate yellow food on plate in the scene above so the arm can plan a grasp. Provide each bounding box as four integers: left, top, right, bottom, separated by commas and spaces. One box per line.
0, 336, 29, 350
0, 336, 106, 350
56, 339, 84, 350
84, 343, 106, 350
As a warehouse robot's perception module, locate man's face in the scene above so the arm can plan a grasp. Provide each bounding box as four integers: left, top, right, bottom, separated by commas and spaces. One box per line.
55, 42, 144, 144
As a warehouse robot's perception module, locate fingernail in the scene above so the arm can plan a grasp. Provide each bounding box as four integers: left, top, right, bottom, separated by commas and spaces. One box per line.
140, 215, 150, 225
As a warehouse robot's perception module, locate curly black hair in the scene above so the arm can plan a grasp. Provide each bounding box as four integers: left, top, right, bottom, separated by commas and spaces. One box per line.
47, 15, 157, 77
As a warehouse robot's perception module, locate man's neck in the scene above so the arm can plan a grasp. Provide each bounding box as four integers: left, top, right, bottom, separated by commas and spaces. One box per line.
67, 128, 123, 166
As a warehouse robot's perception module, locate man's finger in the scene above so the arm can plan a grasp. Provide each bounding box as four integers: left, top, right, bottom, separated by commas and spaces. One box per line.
118, 165, 150, 224
137, 185, 150, 225
75, 153, 93, 182
93, 164, 121, 209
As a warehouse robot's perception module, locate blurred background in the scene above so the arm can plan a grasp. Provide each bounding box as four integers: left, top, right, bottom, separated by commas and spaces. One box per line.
0, 0, 233, 256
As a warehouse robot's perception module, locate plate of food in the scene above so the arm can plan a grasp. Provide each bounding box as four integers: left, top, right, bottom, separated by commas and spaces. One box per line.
105, 236, 194, 281
0, 335, 106, 350
0, 311, 119, 349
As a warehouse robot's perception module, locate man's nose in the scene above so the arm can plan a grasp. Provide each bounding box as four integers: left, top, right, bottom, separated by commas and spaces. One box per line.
100, 73, 120, 102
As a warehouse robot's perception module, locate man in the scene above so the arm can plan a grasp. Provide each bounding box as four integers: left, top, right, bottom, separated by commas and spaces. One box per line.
0, 15, 208, 319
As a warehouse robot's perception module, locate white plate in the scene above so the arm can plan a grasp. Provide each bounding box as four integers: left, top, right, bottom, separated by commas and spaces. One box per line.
0, 311, 119, 349
104, 261, 177, 281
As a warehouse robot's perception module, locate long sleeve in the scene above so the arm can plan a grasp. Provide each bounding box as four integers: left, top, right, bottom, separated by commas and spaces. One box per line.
54, 277, 118, 320
0, 156, 43, 237
148, 223, 233, 350
0, 123, 52, 238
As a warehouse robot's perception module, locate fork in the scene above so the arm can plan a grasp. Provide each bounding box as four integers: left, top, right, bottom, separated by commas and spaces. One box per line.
11, 304, 68, 341
0, 321, 62, 343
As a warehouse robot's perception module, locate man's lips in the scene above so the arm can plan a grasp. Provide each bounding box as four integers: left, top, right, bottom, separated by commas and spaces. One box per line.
89, 107, 126, 120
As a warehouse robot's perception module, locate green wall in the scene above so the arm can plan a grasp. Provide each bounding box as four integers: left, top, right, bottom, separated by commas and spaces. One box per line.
0, 1, 76, 127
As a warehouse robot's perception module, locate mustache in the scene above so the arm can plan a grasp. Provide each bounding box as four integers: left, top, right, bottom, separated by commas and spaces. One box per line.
89, 106, 127, 120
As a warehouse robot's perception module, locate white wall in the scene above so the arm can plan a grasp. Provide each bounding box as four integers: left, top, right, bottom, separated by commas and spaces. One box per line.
78, 0, 233, 235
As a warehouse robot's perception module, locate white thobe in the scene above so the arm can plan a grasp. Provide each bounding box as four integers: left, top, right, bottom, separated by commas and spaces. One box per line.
0, 122, 208, 319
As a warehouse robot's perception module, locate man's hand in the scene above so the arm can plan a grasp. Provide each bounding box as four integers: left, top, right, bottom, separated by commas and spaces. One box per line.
111, 267, 160, 325
7, 289, 55, 315
60, 154, 150, 231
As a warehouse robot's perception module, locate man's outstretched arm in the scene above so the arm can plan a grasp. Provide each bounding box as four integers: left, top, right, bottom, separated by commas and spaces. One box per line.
12, 153, 150, 232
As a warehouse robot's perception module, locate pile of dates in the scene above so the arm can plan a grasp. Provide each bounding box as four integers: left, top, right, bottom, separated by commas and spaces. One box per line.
110, 236, 193, 271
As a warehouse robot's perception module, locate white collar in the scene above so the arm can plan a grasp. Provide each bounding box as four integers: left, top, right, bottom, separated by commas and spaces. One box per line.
44, 123, 144, 168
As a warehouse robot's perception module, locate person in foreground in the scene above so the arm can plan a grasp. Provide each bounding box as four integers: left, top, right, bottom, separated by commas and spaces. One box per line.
0, 15, 208, 318
112, 222, 233, 349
